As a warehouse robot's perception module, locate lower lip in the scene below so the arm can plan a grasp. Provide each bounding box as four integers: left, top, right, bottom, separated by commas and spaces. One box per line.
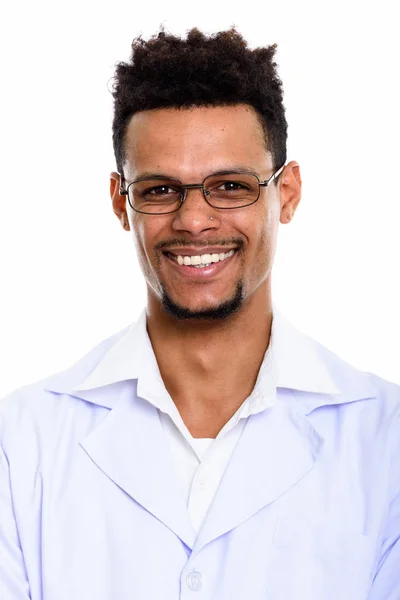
164, 252, 237, 278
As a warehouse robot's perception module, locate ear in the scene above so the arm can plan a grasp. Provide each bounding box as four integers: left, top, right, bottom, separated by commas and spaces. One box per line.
278, 161, 302, 224
110, 171, 130, 231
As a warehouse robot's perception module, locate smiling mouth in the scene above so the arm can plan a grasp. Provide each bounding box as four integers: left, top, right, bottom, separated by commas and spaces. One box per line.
165, 249, 236, 268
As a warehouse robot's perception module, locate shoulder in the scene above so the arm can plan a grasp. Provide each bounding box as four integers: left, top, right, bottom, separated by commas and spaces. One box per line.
318, 338, 400, 402
305, 335, 400, 437
0, 323, 131, 447
272, 308, 400, 419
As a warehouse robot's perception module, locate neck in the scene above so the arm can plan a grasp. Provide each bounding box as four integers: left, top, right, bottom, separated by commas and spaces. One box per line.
146, 284, 273, 438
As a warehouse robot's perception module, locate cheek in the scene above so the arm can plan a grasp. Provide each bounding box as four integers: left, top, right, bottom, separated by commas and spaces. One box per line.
247, 210, 279, 272
246, 208, 275, 250
130, 218, 153, 269
130, 217, 165, 276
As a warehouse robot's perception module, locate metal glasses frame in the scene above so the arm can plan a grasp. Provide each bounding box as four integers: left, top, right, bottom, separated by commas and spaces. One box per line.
119, 164, 285, 215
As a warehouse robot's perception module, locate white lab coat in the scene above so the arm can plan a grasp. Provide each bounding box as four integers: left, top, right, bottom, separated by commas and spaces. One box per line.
1, 312, 400, 599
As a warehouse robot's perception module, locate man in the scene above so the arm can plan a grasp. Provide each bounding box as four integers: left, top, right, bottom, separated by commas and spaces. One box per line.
0, 27, 399, 600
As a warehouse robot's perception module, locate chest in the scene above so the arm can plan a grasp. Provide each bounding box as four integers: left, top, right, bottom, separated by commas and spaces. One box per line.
23, 431, 381, 600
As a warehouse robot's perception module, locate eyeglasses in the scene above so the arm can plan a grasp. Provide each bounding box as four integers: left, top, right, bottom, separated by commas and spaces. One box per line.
119, 165, 285, 215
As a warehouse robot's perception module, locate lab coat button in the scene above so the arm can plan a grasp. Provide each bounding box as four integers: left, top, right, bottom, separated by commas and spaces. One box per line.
186, 569, 203, 591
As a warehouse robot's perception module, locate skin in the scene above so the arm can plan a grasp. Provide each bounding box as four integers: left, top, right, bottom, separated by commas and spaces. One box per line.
110, 104, 301, 437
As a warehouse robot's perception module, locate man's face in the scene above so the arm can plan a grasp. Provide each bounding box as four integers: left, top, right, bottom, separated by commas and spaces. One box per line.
113, 104, 293, 320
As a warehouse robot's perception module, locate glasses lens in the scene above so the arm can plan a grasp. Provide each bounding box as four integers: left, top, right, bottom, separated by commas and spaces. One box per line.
204, 173, 259, 208
129, 178, 183, 214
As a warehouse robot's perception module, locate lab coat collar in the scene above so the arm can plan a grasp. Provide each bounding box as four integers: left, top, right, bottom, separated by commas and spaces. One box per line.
194, 387, 322, 550
44, 304, 376, 411
79, 379, 196, 549
78, 383, 323, 553
41, 307, 377, 550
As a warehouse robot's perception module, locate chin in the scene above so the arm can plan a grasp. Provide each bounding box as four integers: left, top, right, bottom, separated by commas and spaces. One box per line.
161, 283, 244, 321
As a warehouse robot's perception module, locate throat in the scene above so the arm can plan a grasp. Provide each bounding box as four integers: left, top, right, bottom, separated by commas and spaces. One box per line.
146, 299, 273, 435
159, 360, 260, 438
169, 388, 249, 439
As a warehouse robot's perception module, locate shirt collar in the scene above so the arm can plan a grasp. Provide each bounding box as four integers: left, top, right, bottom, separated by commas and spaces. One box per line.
71, 304, 340, 396
44, 304, 378, 412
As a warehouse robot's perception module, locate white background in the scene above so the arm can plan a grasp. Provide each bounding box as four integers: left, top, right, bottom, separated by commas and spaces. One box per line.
0, 0, 399, 397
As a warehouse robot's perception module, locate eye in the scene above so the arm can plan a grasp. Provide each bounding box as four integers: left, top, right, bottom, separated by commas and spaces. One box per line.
218, 181, 248, 191
147, 185, 177, 195
140, 185, 182, 202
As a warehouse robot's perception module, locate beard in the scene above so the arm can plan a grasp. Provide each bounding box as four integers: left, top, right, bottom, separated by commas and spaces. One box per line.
161, 281, 244, 321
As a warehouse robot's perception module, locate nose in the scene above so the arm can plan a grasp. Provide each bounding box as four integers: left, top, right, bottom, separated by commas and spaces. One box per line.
171, 187, 220, 235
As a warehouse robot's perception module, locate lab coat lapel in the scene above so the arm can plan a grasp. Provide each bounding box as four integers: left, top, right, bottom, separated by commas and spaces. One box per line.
79, 380, 195, 550
194, 389, 321, 551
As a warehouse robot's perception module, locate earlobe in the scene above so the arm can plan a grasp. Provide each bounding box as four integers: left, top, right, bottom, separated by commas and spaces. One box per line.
121, 213, 130, 231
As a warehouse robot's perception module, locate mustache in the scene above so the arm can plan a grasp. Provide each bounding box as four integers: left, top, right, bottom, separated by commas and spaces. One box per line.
155, 237, 244, 252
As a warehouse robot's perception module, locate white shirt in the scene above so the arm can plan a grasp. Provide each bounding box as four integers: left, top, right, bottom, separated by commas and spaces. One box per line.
74, 309, 281, 533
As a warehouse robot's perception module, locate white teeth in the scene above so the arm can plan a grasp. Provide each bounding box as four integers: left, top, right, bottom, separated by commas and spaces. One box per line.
173, 249, 236, 267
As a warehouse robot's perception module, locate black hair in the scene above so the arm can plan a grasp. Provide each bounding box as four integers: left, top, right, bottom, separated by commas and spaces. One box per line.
112, 27, 287, 177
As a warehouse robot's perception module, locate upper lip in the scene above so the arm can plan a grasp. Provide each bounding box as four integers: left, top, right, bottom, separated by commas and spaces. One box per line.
163, 247, 237, 256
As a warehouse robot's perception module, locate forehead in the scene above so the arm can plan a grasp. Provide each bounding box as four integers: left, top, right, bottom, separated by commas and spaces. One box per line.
123, 104, 270, 179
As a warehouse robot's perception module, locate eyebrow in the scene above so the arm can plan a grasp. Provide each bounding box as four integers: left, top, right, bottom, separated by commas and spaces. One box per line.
133, 165, 261, 182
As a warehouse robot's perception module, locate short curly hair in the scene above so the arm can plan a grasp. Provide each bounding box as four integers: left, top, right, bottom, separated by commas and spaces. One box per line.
112, 27, 287, 178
